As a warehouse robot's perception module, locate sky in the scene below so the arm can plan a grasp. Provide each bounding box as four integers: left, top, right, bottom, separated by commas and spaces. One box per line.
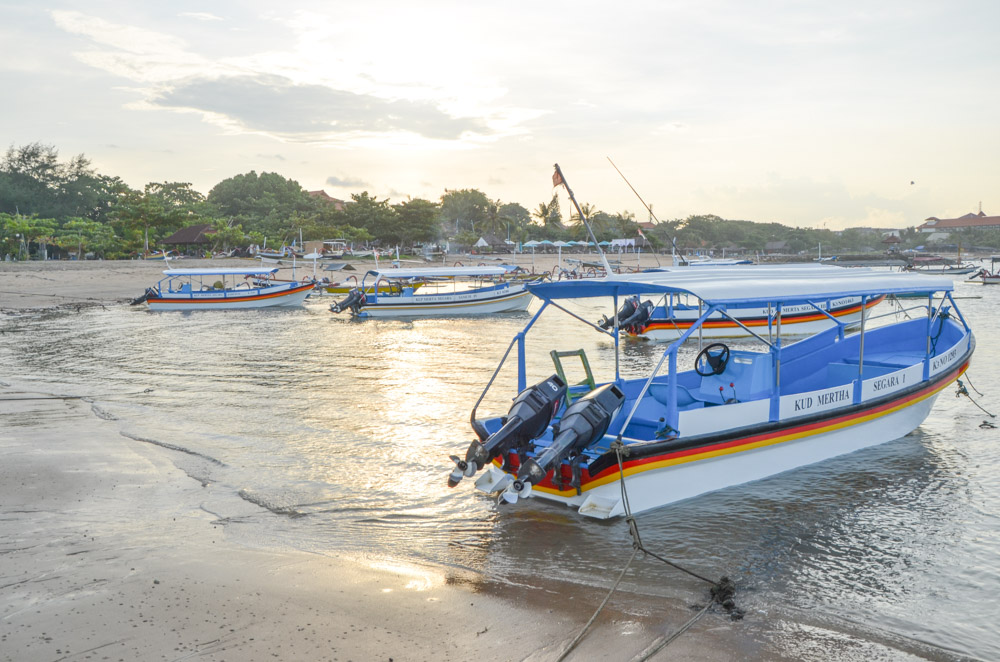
2, 1, 998, 231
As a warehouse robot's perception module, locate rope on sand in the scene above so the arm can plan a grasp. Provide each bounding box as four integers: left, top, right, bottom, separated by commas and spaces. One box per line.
552, 442, 742, 662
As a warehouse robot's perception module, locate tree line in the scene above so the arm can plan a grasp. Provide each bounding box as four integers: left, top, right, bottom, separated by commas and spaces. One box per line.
0, 142, 987, 261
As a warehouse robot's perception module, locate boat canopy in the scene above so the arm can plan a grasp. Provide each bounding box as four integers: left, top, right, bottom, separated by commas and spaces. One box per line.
366, 266, 509, 279
162, 268, 280, 277
527, 265, 954, 306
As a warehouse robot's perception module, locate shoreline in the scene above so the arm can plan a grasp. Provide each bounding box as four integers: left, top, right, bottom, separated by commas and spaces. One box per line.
0, 383, 734, 661
0, 253, 666, 312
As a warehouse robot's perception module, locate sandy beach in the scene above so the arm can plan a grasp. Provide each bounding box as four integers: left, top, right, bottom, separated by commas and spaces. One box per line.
0, 257, 738, 662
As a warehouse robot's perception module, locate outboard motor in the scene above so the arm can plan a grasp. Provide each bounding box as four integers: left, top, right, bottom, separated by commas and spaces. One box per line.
598, 295, 653, 334
448, 374, 567, 488
502, 383, 625, 504
598, 295, 638, 329
130, 287, 157, 306
330, 288, 365, 314
619, 299, 653, 334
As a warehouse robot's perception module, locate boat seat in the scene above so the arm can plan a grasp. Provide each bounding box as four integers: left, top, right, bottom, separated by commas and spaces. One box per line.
697, 350, 773, 402
648, 382, 698, 407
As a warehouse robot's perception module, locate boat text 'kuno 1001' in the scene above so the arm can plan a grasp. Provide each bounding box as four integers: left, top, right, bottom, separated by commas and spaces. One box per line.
447, 265, 975, 519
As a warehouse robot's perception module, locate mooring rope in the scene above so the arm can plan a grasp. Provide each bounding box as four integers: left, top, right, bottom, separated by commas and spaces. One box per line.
956, 379, 995, 418
552, 441, 741, 661
963, 372, 985, 397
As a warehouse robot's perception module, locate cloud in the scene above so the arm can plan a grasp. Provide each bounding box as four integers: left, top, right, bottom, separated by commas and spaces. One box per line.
151, 74, 489, 141
179, 12, 223, 22
326, 175, 367, 188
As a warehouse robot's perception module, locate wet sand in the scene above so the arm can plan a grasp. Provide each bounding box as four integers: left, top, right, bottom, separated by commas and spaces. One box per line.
0, 257, 739, 662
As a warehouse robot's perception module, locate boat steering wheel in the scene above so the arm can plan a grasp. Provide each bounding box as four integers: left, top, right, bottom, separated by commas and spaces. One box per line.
695, 343, 731, 376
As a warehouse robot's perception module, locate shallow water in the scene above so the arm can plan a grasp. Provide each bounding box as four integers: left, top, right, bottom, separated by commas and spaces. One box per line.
2, 282, 998, 660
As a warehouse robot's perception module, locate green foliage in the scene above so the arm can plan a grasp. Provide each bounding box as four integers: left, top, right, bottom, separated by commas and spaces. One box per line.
206, 171, 317, 241
391, 198, 441, 245
111, 182, 204, 253
532, 194, 563, 233
439, 189, 490, 235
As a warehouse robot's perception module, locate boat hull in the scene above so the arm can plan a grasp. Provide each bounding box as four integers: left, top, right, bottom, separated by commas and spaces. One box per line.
147, 283, 313, 310
356, 287, 532, 318
636, 295, 882, 341
475, 352, 971, 519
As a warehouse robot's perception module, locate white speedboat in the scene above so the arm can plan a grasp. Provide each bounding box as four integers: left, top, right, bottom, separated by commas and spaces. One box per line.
133, 268, 314, 311
447, 264, 974, 518
601, 287, 884, 341
329, 266, 533, 318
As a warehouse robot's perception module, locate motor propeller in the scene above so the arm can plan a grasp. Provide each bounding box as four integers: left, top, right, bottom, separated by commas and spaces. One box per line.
448, 374, 567, 488
502, 382, 625, 504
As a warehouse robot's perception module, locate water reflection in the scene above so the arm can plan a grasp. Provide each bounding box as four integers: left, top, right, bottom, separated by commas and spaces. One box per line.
1, 284, 999, 659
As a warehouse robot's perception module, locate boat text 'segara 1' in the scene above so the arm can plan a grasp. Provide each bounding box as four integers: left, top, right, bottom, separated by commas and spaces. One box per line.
447, 265, 975, 519
329, 266, 533, 318
132, 268, 314, 311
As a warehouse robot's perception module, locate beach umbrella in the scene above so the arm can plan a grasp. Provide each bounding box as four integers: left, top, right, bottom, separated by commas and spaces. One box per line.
523, 240, 541, 247
599, 240, 610, 246
552, 240, 570, 268
475, 237, 489, 248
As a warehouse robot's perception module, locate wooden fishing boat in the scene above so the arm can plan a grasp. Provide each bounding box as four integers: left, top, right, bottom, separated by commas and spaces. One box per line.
330, 266, 533, 318
967, 257, 1000, 284
133, 268, 314, 311
447, 264, 974, 518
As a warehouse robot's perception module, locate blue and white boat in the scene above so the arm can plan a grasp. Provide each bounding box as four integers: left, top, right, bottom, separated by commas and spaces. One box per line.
329, 266, 534, 318
133, 268, 314, 311
447, 264, 974, 518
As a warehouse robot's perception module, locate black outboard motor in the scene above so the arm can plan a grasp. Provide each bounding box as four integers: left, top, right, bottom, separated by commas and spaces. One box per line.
448, 374, 567, 488
598, 295, 638, 329
130, 287, 157, 306
619, 299, 653, 334
330, 288, 365, 314
598, 295, 653, 334
502, 382, 625, 503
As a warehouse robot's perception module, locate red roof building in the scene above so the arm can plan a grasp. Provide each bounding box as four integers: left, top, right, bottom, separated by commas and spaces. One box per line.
917, 210, 1000, 232
308, 190, 348, 211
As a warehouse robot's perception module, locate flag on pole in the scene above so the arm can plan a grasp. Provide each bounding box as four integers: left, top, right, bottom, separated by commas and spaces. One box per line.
637, 226, 647, 240
552, 168, 564, 188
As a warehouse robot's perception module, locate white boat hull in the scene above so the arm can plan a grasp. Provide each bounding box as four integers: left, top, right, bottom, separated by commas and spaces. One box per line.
478, 386, 946, 519
357, 287, 532, 318
638, 296, 879, 341
147, 285, 312, 311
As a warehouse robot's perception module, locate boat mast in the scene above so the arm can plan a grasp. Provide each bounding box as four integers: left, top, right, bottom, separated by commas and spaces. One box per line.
553, 164, 613, 276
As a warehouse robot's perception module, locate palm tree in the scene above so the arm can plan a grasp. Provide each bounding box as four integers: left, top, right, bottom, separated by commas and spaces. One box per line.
532, 194, 563, 232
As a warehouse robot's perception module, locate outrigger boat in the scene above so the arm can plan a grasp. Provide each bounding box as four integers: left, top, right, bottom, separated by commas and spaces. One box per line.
602, 278, 885, 341
132, 268, 314, 311
330, 266, 533, 317
967, 256, 1000, 285
447, 264, 974, 519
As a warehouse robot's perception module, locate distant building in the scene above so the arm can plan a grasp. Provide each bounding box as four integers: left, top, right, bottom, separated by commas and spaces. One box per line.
917, 210, 1000, 232
161, 224, 215, 246
309, 190, 348, 211
764, 240, 787, 254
